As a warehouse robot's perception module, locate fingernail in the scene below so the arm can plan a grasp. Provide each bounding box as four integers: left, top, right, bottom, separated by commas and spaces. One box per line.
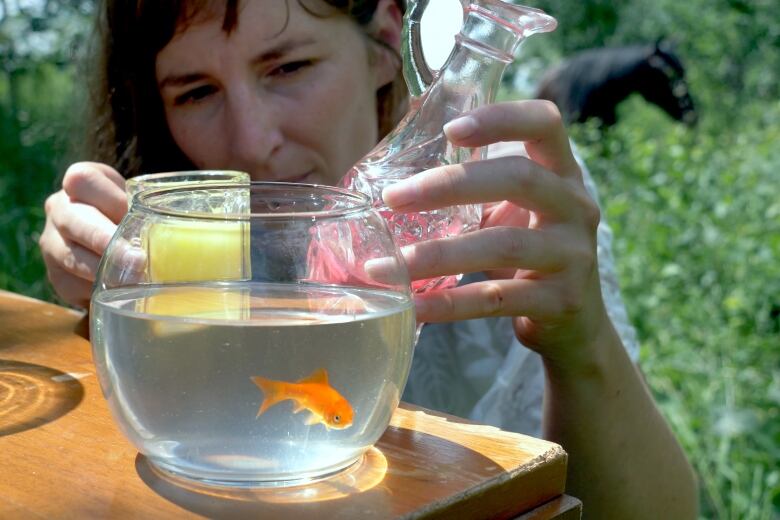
443, 115, 477, 141
363, 256, 400, 284
382, 180, 418, 209
119, 247, 147, 273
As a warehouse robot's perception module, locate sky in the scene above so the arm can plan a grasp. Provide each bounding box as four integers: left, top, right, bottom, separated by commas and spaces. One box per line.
1, 0, 47, 17
420, 0, 464, 70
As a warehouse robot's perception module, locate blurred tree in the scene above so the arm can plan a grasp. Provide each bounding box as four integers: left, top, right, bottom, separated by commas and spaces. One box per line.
0, 0, 93, 119
0, 0, 93, 299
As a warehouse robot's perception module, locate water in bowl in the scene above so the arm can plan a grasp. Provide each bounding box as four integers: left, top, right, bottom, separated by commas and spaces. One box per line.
91, 281, 415, 486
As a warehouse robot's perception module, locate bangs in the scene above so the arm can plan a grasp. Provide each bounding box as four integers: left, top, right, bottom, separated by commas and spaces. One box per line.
130, 0, 374, 57
129, 0, 241, 58
172, 0, 240, 33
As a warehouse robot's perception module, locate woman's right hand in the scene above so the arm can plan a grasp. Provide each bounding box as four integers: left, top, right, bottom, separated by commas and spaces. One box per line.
39, 162, 127, 309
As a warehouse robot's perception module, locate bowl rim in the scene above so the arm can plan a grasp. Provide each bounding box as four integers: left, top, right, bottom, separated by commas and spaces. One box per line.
133, 181, 373, 221
126, 169, 249, 185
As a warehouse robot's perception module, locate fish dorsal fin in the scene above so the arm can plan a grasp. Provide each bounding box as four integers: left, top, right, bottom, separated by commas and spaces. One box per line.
298, 368, 328, 385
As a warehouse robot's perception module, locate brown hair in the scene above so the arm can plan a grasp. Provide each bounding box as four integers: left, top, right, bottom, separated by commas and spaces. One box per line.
87, 0, 407, 178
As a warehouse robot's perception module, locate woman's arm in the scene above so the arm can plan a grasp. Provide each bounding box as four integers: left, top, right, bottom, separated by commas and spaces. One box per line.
383, 100, 698, 518
544, 319, 698, 519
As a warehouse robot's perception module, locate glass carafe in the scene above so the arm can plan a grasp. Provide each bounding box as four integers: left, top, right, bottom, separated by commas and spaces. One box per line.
340, 0, 556, 293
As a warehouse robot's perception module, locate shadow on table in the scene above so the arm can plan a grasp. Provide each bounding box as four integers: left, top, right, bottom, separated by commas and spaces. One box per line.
0, 359, 85, 436
73, 314, 90, 341
136, 424, 512, 518
136, 447, 392, 518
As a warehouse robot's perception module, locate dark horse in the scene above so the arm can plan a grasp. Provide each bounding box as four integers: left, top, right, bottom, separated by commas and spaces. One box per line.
535, 40, 697, 127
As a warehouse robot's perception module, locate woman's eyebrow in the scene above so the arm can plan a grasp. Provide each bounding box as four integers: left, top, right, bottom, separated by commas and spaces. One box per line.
159, 73, 207, 89
158, 37, 318, 89
250, 37, 318, 65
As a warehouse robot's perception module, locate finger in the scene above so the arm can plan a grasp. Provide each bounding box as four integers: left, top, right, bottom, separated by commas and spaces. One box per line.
382, 155, 577, 220
45, 264, 93, 309
63, 162, 127, 224
414, 279, 560, 323
362, 255, 409, 287
50, 199, 118, 255
402, 227, 565, 281
443, 100, 580, 176
45, 231, 102, 281
102, 240, 148, 287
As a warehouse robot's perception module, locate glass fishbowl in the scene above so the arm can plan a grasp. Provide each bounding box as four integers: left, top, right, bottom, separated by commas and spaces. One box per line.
90, 182, 416, 487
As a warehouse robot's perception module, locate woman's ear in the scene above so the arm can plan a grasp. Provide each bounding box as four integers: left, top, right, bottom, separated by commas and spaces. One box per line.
369, 0, 403, 89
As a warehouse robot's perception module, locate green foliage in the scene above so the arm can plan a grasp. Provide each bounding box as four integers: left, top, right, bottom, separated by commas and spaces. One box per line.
0, 0, 90, 302
569, 98, 780, 519
0, 62, 77, 302
517, 0, 780, 116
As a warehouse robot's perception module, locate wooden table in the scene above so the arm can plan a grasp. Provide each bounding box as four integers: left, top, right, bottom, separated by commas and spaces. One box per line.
0, 290, 581, 519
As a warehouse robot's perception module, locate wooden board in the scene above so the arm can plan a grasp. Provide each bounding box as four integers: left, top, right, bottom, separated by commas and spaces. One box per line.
0, 290, 571, 519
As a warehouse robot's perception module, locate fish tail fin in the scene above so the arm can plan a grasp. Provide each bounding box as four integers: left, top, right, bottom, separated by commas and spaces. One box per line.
251, 376, 286, 418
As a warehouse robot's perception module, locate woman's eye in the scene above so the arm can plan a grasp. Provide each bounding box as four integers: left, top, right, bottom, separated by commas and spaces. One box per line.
270, 60, 312, 78
174, 85, 217, 105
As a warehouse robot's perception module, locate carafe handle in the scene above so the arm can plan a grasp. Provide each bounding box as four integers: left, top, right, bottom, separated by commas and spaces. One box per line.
402, 0, 468, 98
402, 0, 433, 98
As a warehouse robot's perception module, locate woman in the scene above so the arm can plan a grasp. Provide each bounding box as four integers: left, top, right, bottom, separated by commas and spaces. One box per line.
38, 0, 697, 516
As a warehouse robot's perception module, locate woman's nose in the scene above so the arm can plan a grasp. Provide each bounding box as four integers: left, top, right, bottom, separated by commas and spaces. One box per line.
226, 91, 283, 174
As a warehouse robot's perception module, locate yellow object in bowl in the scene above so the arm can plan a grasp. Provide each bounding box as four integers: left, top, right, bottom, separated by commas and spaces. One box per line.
136, 218, 251, 333
145, 220, 250, 283
133, 178, 252, 328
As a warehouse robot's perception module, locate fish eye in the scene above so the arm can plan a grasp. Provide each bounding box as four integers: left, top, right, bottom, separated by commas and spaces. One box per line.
333, 415, 341, 423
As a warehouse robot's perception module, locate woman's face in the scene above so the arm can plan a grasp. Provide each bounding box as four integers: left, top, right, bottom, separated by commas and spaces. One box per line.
156, 0, 398, 184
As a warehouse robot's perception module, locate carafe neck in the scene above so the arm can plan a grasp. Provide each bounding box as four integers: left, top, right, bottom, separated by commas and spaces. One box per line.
412, 2, 556, 123
410, 10, 519, 129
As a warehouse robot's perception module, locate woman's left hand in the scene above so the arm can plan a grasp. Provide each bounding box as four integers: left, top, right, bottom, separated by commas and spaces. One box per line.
382, 100, 612, 372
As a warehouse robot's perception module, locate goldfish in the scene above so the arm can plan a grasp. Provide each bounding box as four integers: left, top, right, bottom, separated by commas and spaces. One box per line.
251, 368, 354, 430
